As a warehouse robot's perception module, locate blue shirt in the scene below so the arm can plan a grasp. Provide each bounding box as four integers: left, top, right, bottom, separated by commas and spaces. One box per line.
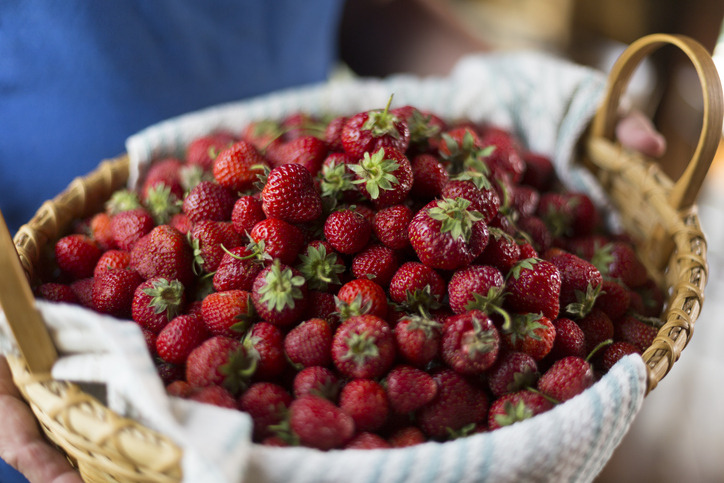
0, 0, 344, 233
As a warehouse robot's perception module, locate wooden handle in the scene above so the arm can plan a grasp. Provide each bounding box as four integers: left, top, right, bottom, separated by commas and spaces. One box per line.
0, 210, 57, 374
589, 33, 724, 209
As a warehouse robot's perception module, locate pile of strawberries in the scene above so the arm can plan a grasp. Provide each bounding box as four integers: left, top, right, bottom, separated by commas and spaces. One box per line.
37, 98, 664, 450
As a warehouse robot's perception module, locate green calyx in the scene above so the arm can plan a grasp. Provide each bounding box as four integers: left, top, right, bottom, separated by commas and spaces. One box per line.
407, 109, 442, 146
427, 197, 484, 243
179, 164, 213, 193
361, 94, 401, 139
267, 408, 301, 446
335, 293, 373, 322
464, 286, 512, 332
318, 161, 357, 202
509, 257, 541, 280
590, 243, 615, 277
142, 278, 185, 321
401, 312, 442, 339
144, 184, 182, 225
395, 285, 442, 315
231, 296, 256, 334
297, 243, 345, 291
349, 148, 400, 200
441, 130, 496, 176
257, 260, 306, 313
464, 314, 498, 356
504, 312, 547, 346
446, 422, 477, 440
106, 189, 141, 215
340, 330, 380, 367
219, 346, 258, 396
189, 235, 206, 276
494, 399, 534, 428
565, 282, 603, 319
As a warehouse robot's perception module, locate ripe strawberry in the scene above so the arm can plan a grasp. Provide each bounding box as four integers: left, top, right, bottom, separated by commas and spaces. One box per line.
323, 208, 371, 255
36, 282, 78, 304
600, 341, 640, 372
292, 366, 341, 400
632, 279, 665, 317
441, 179, 500, 224
384, 364, 438, 413
155, 313, 209, 365
510, 184, 540, 218
238, 382, 293, 441
501, 313, 556, 361
474, 227, 522, 274
324, 115, 347, 152
131, 225, 195, 287
566, 192, 600, 237
537, 192, 576, 241
143, 182, 183, 226
341, 100, 410, 159
304, 290, 339, 324
251, 260, 308, 327
201, 290, 256, 337
487, 351, 539, 397
548, 251, 602, 319
92, 267, 144, 318
388, 261, 446, 311
336, 278, 389, 321
284, 318, 334, 368
438, 126, 484, 173
408, 197, 489, 270
231, 195, 266, 235
592, 279, 631, 321
442, 310, 500, 374
241, 119, 283, 152
487, 389, 554, 430
261, 163, 323, 223
139, 158, 185, 202
537, 355, 594, 403
372, 204, 413, 251
391, 105, 445, 154
344, 432, 391, 450
248, 217, 305, 266
339, 379, 389, 432
182, 180, 236, 223
296, 240, 345, 292
591, 241, 648, 289
393, 312, 442, 368
614, 314, 659, 353
417, 368, 489, 439
447, 265, 505, 315
188, 386, 237, 409
185, 336, 256, 395
409, 153, 449, 201
93, 249, 132, 279
55, 234, 103, 280
546, 317, 586, 361
109, 208, 155, 251
245, 321, 287, 381
88, 212, 116, 250
186, 131, 237, 170
348, 147, 413, 208
166, 380, 193, 398
479, 126, 525, 183
521, 151, 555, 192
70, 277, 95, 309
212, 140, 266, 192
577, 309, 614, 355
504, 258, 561, 320
332, 314, 396, 379
189, 220, 243, 274
388, 426, 426, 447
516, 215, 553, 255
270, 135, 328, 175
212, 245, 264, 292
288, 395, 355, 450
169, 213, 193, 234
350, 243, 399, 288
131, 277, 186, 333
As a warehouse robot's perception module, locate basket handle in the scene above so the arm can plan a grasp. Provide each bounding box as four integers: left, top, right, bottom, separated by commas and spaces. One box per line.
589, 33, 723, 210
0, 210, 58, 374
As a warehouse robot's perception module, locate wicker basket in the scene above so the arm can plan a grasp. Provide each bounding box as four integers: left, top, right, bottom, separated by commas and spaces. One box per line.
1, 33, 722, 482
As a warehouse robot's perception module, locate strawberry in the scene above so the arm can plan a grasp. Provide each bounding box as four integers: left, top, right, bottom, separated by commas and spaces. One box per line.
479, 126, 525, 183
248, 217, 305, 266
341, 99, 410, 160
238, 382, 293, 441
241, 119, 283, 152
548, 251, 602, 319
36, 282, 78, 304
55, 234, 103, 280
336, 278, 388, 321
384, 364, 438, 413
487, 351, 539, 397
288, 395, 355, 450
186, 131, 237, 171
442, 310, 500, 374
182, 181, 236, 223
105, 188, 142, 216
409, 153, 449, 201
350, 243, 398, 288
614, 314, 659, 353
388, 426, 426, 447
212, 140, 266, 192
504, 258, 561, 320
284, 318, 334, 368
591, 241, 648, 289
546, 317, 586, 361
139, 158, 185, 202
348, 147, 413, 208
323, 208, 371, 255
245, 321, 287, 381
70, 278, 95, 309
169, 213, 193, 235
372, 204, 413, 251
189, 220, 243, 274
537, 192, 576, 241
600, 341, 640, 372
339, 379, 389, 432
155, 313, 209, 365
88, 212, 116, 250
292, 366, 341, 400
537, 355, 595, 403
474, 227, 522, 274
408, 197, 489, 270
166, 380, 193, 398
109, 208, 155, 251
261, 163, 323, 223
332, 314, 396, 379
93, 249, 132, 279
231, 195, 266, 235
566, 192, 600, 237
516, 215, 553, 255
388, 261, 446, 311
592, 279, 631, 321
416, 368, 489, 439
344, 433, 391, 450
251, 260, 308, 327
316, 152, 361, 206
393, 312, 442, 368
440, 179, 500, 224
270, 135, 328, 175
521, 151, 555, 192
324, 115, 347, 152
92, 267, 144, 318
438, 126, 484, 173
201, 290, 256, 337
188, 386, 237, 409
212, 245, 264, 292
510, 184, 540, 218
577, 309, 614, 355
143, 183, 183, 225
185, 336, 257, 395
131, 277, 186, 333
304, 290, 339, 324
447, 264, 506, 315
487, 389, 554, 430
296, 240, 345, 292
131, 225, 195, 287
501, 313, 556, 361
390, 105, 445, 154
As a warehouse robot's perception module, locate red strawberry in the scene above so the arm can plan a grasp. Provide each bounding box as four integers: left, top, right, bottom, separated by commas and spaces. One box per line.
409, 153, 449, 201
388, 426, 426, 447
388, 261, 446, 311
577, 309, 614, 355
384, 364, 438, 413
292, 366, 341, 401
600, 341, 640, 372
537, 192, 576, 241
105, 188, 142, 216
487, 389, 554, 431
88, 212, 116, 250
185, 336, 256, 394
504, 258, 561, 320
501, 313, 556, 361
189, 220, 243, 274
155, 313, 209, 365
474, 227, 522, 274
336, 278, 388, 321
441, 179, 500, 224
36, 282, 78, 304
593, 279, 631, 321
144, 182, 183, 226
348, 147, 413, 209
70, 278, 95, 309
245, 321, 287, 381
510, 184, 540, 218
487, 351, 539, 397
339, 379, 389, 432
212, 245, 264, 292
140, 158, 185, 202
249, 217, 305, 266
442, 310, 500, 374
166, 380, 193, 398
261, 163, 323, 224
521, 151, 555, 191
271, 135, 328, 175
516, 215, 553, 255
391, 105, 445, 154
189, 386, 237, 409
537, 355, 594, 403
284, 318, 334, 368
109, 208, 155, 251
344, 433, 391, 450
169, 213, 193, 235
479, 126, 525, 183
408, 197, 489, 270
549, 251, 603, 319
238, 382, 292, 441
332, 314, 396, 379
251, 260, 308, 327
341, 100, 410, 160
296, 240, 345, 292
324, 115, 347, 152
350, 243, 398, 288
591, 241, 648, 289
131, 277, 186, 333
55, 234, 103, 280
305, 290, 339, 324
289, 395, 355, 450
241, 119, 283, 153
393, 312, 442, 368
186, 131, 237, 171
323, 208, 372, 255
447, 265, 505, 315
231, 195, 266, 235
417, 368, 489, 439
182, 181, 236, 223
201, 290, 256, 337
372, 204, 413, 251
212, 140, 267, 192
614, 314, 659, 353
93, 249, 132, 279
131, 225, 194, 287
92, 267, 143, 318
438, 126, 484, 173
547, 317, 586, 361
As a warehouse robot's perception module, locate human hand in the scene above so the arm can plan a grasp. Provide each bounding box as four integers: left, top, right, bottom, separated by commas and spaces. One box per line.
0, 355, 82, 483
616, 110, 667, 158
